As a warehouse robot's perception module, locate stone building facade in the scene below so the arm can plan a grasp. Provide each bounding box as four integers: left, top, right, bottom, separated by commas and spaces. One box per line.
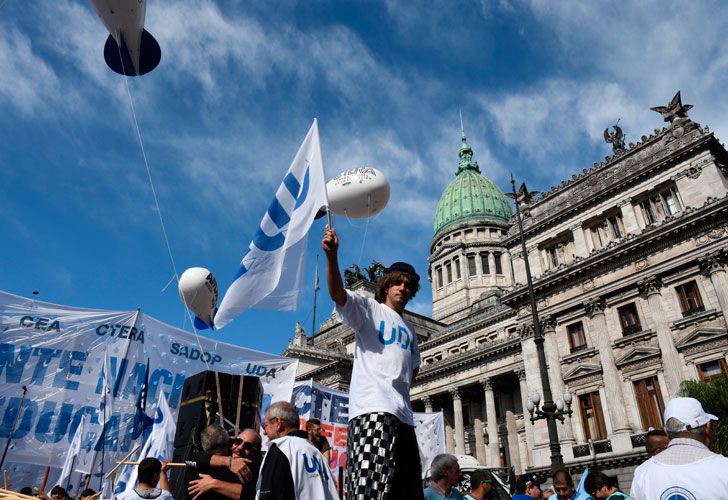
283, 95, 728, 484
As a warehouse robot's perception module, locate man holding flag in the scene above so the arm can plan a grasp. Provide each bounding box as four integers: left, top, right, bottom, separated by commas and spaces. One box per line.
214, 119, 328, 327
323, 228, 424, 500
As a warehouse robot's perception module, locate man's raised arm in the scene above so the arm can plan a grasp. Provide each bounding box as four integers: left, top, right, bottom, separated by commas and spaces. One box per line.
322, 228, 347, 306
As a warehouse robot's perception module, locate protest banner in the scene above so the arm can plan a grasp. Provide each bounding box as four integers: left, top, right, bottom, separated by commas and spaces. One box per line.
0, 290, 297, 480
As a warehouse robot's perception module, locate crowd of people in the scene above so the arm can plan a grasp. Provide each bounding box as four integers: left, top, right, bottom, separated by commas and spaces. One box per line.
19, 228, 725, 499
415, 395, 727, 499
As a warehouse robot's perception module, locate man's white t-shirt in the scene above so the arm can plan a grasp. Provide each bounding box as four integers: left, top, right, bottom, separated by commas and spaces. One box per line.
631, 453, 728, 499
115, 487, 173, 500
336, 290, 420, 426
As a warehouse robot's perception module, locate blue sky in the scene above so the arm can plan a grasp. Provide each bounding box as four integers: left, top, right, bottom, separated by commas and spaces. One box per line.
2, 0, 728, 355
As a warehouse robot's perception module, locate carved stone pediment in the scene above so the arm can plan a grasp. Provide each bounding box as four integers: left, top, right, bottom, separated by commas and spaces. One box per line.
563, 362, 602, 383
676, 327, 728, 354
615, 346, 661, 368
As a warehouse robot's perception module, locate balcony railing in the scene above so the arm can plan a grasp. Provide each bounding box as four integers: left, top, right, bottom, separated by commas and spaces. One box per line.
621, 324, 642, 336
631, 432, 647, 448
682, 305, 706, 318
573, 439, 612, 458
570, 343, 588, 354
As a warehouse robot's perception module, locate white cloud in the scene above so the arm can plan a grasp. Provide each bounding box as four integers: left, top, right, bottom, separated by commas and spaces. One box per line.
0, 25, 65, 116
481, 80, 649, 162
519, 0, 728, 138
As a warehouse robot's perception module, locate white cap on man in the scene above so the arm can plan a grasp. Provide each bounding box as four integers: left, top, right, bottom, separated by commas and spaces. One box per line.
664, 397, 718, 430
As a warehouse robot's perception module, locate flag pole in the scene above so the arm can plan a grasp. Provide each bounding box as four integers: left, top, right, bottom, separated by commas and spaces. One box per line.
0, 385, 28, 470
314, 118, 333, 230
311, 254, 320, 338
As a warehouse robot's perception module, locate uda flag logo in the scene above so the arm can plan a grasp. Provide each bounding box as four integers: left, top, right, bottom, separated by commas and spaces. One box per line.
214, 120, 328, 328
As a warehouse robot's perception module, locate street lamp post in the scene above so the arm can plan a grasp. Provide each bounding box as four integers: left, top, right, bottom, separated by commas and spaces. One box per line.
508, 174, 573, 474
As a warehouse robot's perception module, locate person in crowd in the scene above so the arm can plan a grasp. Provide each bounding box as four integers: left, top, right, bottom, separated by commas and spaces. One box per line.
584, 470, 628, 499
49, 485, 70, 500
232, 429, 262, 460
323, 228, 423, 500
512, 473, 542, 500
257, 401, 339, 500
306, 418, 331, 461
80, 488, 97, 500
186, 424, 245, 500
631, 397, 728, 499
18, 487, 33, 496
462, 469, 492, 500
185, 427, 265, 499
115, 457, 172, 500
424, 454, 462, 499
552, 469, 575, 500
643, 429, 669, 457
542, 486, 556, 499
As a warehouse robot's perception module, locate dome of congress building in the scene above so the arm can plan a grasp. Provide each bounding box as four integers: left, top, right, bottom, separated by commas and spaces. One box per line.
433, 125, 512, 237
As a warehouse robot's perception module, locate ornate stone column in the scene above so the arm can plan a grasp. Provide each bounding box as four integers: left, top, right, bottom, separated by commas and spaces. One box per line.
516, 369, 534, 467
527, 244, 543, 276
504, 250, 515, 285
471, 400, 487, 465
481, 378, 500, 466
505, 410, 522, 474
445, 409, 455, 454
542, 317, 575, 443
584, 298, 631, 434
571, 223, 589, 257
451, 388, 465, 455
423, 396, 434, 414
700, 249, 728, 325
638, 276, 684, 396
488, 253, 497, 278
618, 199, 640, 234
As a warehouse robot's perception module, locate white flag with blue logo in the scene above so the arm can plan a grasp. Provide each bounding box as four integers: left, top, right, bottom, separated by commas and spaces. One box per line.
116, 391, 176, 493
58, 414, 86, 492
215, 119, 328, 328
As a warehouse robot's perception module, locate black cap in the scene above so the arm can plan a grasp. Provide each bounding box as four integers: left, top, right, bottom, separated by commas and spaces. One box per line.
514, 473, 540, 493
384, 262, 420, 281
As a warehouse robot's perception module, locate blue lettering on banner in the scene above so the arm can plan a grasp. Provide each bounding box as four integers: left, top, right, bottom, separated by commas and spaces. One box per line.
0, 396, 37, 438
53, 351, 87, 390
19, 316, 61, 332
0, 343, 88, 388
95, 324, 145, 343
0, 344, 32, 383
31, 348, 62, 384
34, 401, 73, 443
245, 363, 277, 379
291, 385, 348, 424
170, 343, 222, 365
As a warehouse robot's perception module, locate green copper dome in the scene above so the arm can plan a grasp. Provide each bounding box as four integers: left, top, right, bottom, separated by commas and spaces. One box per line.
434, 119, 512, 236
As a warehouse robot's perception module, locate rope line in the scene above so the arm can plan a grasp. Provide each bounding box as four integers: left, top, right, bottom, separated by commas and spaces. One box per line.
356, 194, 372, 268
117, 46, 210, 371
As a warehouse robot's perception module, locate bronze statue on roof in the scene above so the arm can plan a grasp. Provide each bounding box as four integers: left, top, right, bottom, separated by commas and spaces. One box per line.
651, 91, 693, 123
604, 120, 626, 154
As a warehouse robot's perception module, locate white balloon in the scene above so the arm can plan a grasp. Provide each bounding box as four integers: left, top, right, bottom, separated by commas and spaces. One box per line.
178, 267, 218, 327
326, 167, 390, 218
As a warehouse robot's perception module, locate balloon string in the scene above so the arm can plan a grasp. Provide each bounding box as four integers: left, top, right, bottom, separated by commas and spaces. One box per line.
356, 195, 372, 269
117, 46, 210, 372
343, 210, 364, 228
160, 273, 176, 293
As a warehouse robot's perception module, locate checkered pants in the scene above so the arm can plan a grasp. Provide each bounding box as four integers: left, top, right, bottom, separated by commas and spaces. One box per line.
346, 412, 423, 500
